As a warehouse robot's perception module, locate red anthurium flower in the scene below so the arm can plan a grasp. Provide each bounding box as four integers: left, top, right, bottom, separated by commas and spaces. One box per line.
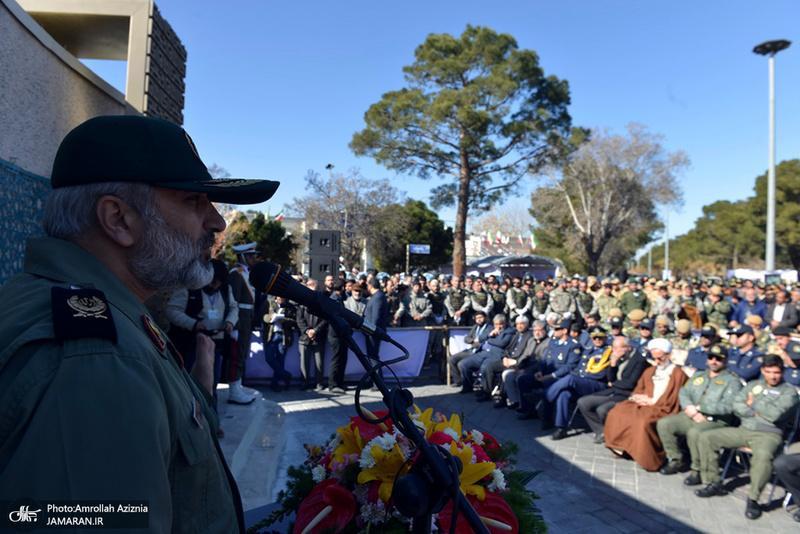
349, 409, 394, 442
293, 479, 355, 534
437, 492, 518, 534
481, 432, 501, 451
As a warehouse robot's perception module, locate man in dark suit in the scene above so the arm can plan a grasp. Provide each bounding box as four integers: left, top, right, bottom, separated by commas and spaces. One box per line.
447, 311, 490, 388
766, 290, 799, 330
478, 315, 536, 403
458, 314, 516, 394
363, 278, 389, 390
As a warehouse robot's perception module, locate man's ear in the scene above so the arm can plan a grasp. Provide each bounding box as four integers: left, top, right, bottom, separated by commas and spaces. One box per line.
95, 195, 141, 248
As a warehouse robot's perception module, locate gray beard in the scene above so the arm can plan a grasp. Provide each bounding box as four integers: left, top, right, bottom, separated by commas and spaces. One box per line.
130, 210, 215, 291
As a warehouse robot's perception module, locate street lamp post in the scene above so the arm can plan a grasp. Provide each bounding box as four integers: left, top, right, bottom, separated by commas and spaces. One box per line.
753, 39, 791, 271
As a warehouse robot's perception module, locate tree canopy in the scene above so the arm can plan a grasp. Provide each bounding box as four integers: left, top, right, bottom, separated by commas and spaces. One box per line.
530, 124, 688, 275
288, 168, 405, 270
219, 212, 297, 270
649, 159, 800, 275
351, 25, 575, 276
369, 200, 454, 273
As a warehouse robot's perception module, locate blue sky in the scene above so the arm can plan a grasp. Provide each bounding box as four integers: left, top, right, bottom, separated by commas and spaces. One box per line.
86, 0, 800, 257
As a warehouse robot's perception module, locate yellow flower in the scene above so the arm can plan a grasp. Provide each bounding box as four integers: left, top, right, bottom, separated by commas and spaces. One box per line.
357, 443, 410, 502
450, 441, 495, 501
412, 406, 462, 439
330, 423, 365, 465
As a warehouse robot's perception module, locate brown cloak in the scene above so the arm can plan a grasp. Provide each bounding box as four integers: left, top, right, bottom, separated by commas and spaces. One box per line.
603, 365, 687, 471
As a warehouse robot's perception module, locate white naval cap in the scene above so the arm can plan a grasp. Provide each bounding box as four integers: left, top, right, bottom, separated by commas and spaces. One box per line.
232, 242, 259, 254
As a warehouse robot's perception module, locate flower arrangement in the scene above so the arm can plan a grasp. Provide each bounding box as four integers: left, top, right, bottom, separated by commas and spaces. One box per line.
249, 405, 546, 534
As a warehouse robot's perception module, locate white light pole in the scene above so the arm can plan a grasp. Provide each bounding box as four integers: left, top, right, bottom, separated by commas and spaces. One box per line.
753, 39, 791, 271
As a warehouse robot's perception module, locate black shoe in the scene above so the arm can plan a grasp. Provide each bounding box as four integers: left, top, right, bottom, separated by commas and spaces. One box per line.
270, 383, 282, 393
459, 387, 473, 394
517, 411, 536, 420
695, 481, 725, 498
506, 402, 519, 410
593, 433, 605, 444
299, 381, 311, 391
493, 398, 507, 409
551, 428, 568, 441
659, 459, 685, 475
283, 372, 292, 391
684, 472, 701, 486
745, 498, 762, 520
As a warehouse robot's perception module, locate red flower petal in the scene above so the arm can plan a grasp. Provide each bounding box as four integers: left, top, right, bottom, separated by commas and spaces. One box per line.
349, 410, 394, 442
293, 479, 355, 534
437, 492, 518, 534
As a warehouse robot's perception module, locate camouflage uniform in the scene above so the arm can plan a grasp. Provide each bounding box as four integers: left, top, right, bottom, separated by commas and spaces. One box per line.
597, 294, 621, 321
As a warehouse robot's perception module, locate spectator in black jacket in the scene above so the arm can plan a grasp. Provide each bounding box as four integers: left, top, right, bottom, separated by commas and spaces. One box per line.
362, 278, 390, 391
576, 336, 649, 444
326, 279, 349, 393
296, 279, 329, 391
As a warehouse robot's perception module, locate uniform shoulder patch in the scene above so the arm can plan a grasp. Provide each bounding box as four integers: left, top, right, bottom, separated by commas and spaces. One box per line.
51, 286, 117, 343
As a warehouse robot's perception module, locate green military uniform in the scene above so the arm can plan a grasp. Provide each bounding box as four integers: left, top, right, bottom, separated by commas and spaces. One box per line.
0, 238, 243, 532
489, 288, 507, 318
445, 287, 471, 326
704, 297, 732, 329
754, 330, 772, 352
671, 334, 699, 352
597, 293, 621, 320
546, 287, 577, 319
575, 291, 598, 318
530, 292, 549, 318
697, 377, 799, 500
619, 289, 651, 316
506, 287, 532, 320
622, 324, 642, 340
656, 368, 742, 472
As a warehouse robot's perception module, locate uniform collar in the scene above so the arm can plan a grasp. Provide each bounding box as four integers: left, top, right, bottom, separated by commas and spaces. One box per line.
25, 237, 152, 324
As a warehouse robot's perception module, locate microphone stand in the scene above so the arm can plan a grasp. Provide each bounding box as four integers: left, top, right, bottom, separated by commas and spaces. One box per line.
328, 313, 490, 534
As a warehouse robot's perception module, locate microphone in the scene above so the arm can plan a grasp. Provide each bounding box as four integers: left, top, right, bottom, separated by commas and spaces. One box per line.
249, 262, 391, 342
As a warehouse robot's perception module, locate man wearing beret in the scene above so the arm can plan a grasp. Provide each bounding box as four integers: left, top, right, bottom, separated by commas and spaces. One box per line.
656, 344, 742, 484
0, 115, 280, 532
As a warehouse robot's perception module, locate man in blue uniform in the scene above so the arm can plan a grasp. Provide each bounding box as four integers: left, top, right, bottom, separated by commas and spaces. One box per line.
727, 324, 765, 381
683, 324, 720, 375
542, 326, 612, 440
516, 318, 582, 420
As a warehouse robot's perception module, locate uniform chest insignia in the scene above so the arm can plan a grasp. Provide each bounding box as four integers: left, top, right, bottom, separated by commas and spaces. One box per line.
558, 354, 563, 360
757, 356, 764, 363
143, 314, 167, 352
51, 286, 117, 343
793, 345, 800, 354
693, 376, 705, 386
752, 385, 763, 395
714, 380, 725, 385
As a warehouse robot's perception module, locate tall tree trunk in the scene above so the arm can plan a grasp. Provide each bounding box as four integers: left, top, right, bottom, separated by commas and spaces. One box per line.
453, 147, 471, 276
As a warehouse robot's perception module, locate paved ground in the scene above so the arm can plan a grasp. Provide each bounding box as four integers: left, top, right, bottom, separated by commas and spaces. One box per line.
217, 377, 799, 533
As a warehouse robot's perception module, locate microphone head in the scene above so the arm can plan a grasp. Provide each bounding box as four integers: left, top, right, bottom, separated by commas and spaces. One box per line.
249, 261, 280, 294
249, 261, 293, 298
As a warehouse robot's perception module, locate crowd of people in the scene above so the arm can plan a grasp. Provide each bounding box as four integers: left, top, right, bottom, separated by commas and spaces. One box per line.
153, 235, 800, 523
